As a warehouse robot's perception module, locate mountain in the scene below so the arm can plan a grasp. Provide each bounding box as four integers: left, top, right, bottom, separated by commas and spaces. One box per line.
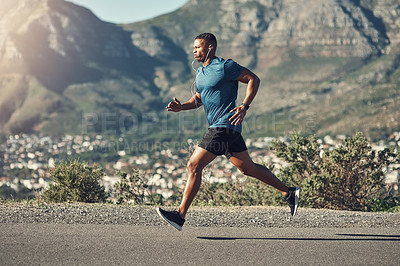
0, 0, 180, 135
1, 0, 399, 140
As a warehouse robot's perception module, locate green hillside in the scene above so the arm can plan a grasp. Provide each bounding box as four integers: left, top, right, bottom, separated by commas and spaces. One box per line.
0, 0, 399, 140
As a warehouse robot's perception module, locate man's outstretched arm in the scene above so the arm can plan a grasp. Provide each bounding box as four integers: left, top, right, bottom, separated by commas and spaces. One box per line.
166, 93, 202, 112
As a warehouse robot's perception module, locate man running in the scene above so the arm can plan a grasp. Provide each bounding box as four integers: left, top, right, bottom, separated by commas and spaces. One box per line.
157, 33, 300, 231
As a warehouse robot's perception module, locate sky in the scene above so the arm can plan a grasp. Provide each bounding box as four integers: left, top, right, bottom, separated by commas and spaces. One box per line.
66, 0, 189, 24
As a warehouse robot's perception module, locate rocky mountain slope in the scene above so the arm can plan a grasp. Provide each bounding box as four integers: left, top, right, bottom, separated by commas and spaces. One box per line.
0, 0, 171, 134
1, 0, 399, 139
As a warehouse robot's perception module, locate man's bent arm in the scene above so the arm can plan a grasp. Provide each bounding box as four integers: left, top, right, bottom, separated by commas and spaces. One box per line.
181, 92, 203, 110
167, 93, 202, 112
229, 68, 260, 125
237, 68, 260, 106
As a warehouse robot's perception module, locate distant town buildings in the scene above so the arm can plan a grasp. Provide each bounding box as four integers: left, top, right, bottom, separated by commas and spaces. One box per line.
1, 132, 399, 200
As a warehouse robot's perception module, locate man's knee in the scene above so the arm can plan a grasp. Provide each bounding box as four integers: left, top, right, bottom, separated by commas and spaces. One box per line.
236, 163, 257, 176
187, 159, 203, 174
238, 166, 249, 176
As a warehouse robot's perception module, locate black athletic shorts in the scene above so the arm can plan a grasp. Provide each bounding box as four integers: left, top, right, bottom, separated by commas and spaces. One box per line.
198, 127, 247, 159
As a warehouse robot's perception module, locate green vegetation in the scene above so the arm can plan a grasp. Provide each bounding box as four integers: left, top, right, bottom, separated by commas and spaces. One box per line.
1, 0, 400, 140
41, 159, 107, 203
111, 170, 162, 205
270, 132, 399, 212
191, 178, 282, 207
165, 132, 400, 212
265, 56, 360, 83
170, 132, 398, 212
0, 183, 34, 201
8, 133, 398, 213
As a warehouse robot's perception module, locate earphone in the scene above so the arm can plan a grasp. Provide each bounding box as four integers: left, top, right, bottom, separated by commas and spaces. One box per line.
190, 46, 212, 107
191, 47, 212, 71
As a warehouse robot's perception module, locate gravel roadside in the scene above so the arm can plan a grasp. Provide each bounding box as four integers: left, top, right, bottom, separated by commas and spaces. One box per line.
0, 203, 399, 228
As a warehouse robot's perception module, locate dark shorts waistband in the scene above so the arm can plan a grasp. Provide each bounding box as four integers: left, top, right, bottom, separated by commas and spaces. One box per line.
198, 127, 247, 159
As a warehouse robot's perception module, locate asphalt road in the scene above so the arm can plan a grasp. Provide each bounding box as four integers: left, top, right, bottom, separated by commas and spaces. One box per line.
1, 223, 399, 265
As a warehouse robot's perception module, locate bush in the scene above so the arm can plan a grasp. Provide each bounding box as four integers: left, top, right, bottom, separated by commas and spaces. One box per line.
41, 159, 107, 203
0, 183, 34, 201
270, 132, 400, 211
192, 177, 283, 207
111, 169, 163, 205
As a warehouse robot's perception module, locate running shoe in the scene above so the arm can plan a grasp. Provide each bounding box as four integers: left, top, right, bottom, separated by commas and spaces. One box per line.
285, 187, 300, 216
156, 207, 185, 231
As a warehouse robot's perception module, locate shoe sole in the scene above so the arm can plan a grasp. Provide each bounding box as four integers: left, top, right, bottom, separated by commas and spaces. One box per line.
292, 187, 300, 216
156, 208, 183, 231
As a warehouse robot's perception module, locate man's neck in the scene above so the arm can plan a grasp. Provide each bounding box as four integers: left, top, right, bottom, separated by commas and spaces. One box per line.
202, 56, 215, 67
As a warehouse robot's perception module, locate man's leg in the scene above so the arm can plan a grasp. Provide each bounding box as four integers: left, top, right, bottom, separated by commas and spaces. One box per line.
178, 146, 217, 219
228, 150, 289, 196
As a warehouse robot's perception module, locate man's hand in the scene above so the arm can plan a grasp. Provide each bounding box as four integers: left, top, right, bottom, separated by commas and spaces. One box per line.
166, 97, 182, 112
229, 105, 247, 125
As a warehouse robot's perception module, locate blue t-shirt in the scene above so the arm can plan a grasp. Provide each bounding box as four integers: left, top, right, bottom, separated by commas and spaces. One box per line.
196, 57, 244, 133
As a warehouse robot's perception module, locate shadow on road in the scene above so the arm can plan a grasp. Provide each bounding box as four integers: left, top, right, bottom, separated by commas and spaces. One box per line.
197, 234, 400, 242
336, 233, 400, 238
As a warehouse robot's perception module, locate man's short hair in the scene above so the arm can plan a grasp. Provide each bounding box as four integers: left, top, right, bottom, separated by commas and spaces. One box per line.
195, 33, 217, 49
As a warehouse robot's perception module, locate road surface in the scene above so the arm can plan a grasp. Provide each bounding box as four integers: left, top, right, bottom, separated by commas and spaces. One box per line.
1, 223, 399, 265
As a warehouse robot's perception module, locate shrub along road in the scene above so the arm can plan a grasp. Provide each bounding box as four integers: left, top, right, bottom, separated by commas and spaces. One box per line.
1, 204, 399, 265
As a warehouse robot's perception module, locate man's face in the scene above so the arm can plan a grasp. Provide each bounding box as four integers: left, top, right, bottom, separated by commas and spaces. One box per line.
193, 38, 208, 62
